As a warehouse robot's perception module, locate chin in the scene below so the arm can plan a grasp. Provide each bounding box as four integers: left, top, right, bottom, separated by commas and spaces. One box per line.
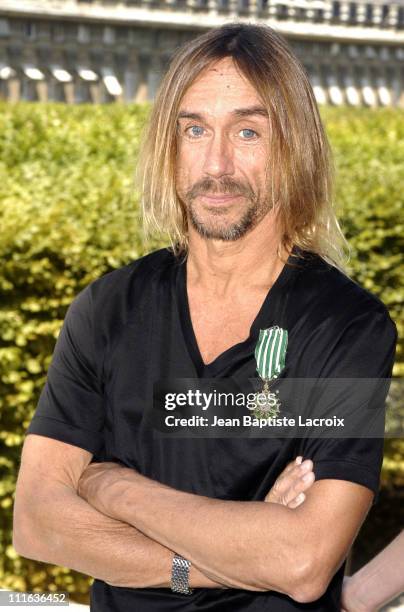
189, 199, 260, 241
192, 218, 254, 241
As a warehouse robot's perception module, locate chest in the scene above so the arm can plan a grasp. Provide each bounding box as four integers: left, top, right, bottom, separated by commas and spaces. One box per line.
187, 286, 270, 366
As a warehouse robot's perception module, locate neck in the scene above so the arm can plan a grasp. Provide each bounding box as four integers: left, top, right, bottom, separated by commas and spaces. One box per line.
185, 210, 292, 297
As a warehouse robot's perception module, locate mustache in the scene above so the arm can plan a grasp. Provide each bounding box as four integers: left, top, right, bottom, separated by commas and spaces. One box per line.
185, 177, 255, 201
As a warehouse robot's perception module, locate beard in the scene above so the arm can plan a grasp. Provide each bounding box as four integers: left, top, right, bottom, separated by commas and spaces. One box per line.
182, 176, 270, 242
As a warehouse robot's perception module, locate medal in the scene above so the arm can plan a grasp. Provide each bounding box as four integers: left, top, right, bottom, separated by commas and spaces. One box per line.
251, 326, 288, 419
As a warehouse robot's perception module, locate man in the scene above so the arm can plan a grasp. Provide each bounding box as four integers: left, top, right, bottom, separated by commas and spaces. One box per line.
13, 23, 397, 611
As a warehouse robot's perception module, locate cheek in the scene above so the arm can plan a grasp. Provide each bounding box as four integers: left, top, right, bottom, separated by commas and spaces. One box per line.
176, 147, 199, 188
236, 143, 266, 167
175, 159, 188, 195
234, 149, 267, 186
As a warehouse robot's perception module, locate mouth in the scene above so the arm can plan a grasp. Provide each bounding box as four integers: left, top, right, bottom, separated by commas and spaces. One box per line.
199, 193, 243, 205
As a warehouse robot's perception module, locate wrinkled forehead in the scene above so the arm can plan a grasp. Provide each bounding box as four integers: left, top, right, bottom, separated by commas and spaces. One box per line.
178, 57, 263, 115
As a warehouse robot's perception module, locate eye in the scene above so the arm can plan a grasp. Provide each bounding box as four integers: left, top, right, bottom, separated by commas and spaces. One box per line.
185, 125, 205, 138
239, 128, 258, 140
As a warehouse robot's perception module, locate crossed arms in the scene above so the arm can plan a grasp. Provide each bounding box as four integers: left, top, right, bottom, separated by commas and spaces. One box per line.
13, 434, 373, 603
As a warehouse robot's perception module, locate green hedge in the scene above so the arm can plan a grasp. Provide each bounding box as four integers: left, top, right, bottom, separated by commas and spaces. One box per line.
0, 102, 403, 599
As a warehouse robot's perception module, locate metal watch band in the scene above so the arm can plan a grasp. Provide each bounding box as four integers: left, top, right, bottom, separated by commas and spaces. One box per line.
171, 553, 193, 595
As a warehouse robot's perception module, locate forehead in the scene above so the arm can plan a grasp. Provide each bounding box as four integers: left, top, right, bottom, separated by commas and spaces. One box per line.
179, 57, 261, 113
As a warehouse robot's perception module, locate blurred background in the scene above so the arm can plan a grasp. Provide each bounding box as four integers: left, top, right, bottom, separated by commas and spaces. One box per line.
0, 0, 403, 609
0, 0, 404, 104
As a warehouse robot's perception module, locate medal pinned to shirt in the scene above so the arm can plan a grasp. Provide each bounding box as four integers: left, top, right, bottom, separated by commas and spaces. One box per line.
251, 326, 288, 419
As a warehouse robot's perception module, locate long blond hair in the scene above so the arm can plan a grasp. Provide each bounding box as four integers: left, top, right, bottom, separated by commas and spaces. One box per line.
136, 23, 350, 271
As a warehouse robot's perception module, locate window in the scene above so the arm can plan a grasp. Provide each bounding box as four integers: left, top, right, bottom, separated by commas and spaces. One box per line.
332, 1, 340, 18
398, 6, 404, 27
365, 3, 373, 21
65, 23, 78, 41
116, 27, 128, 42
314, 8, 324, 22
104, 26, 115, 44
348, 3, 357, 20
378, 46, 389, 61
24, 21, 36, 39
0, 19, 9, 37
77, 24, 90, 44
347, 44, 359, 58
51, 23, 65, 42
276, 4, 288, 19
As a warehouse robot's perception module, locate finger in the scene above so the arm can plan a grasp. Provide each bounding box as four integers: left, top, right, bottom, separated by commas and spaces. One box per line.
299, 458, 313, 473
283, 456, 303, 476
282, 463, 295, 476
276, 457, 304, 485
287, 468, 316, 501
275, 457, 307, 489
264, 459, 314, 504
287, 492, 306, 509
300, 470, 315, 490
278, 459, 313, 492
275, 462, 315, 505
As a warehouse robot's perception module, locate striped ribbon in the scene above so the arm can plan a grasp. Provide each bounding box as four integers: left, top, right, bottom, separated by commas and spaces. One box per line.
254, 326, 288, 381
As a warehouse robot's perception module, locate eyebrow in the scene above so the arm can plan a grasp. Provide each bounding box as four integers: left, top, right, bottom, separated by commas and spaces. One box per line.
177, 105, 268, 121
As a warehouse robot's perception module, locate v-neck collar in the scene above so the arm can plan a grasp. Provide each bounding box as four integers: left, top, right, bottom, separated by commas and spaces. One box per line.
175, 245, 303, 378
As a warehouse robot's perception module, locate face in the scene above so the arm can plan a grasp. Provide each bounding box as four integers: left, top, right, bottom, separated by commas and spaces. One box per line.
175, 57, 273, 242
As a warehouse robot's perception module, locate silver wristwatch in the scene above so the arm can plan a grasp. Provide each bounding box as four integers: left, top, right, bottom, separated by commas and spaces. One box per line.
171, 553, 193, 594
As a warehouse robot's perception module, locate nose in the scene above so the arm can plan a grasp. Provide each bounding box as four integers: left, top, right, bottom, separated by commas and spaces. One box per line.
202, 131, 234, 178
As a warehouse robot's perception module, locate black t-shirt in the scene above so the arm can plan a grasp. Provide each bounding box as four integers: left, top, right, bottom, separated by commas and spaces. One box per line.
26, 245, 397, 611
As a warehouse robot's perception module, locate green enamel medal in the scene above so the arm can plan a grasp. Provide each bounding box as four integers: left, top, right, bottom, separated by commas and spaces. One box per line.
251, 326, 288, 419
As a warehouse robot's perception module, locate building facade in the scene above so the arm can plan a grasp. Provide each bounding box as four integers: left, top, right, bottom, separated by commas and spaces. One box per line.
0, 0, 403, 105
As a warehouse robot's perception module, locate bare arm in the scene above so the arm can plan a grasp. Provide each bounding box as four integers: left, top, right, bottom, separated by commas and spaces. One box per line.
13, 435, 311, 590
78, 462, 373, 603
341, 530, 404, 612
12, 434, 222, 589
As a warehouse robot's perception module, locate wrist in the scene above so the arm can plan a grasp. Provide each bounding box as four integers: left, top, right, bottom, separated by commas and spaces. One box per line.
343, 574, 372, 612
189, 563, 229, 589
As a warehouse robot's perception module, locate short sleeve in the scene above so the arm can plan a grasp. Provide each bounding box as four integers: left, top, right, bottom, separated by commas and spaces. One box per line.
26, 285, 105, 455
296, 306, 398, 502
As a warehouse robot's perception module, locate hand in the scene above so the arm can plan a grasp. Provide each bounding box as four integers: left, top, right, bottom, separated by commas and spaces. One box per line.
264, 456, 315, 508
77, 461, 134, 517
